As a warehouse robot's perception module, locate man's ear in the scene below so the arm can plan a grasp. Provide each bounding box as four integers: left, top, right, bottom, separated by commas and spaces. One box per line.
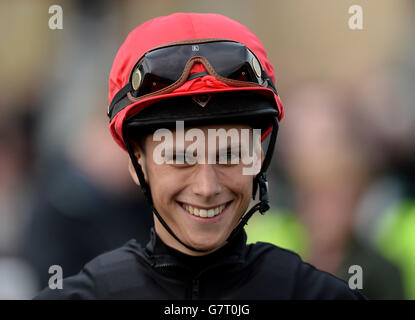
128, 142, 148, 186
128, 159, 140, 186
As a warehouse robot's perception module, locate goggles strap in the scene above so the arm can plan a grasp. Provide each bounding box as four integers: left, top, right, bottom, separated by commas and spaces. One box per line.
262, 69, 278, 95
108, 82, 132, 119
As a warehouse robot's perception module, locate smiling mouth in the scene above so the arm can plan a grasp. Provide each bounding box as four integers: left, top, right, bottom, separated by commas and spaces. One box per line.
179, 201, 232, 218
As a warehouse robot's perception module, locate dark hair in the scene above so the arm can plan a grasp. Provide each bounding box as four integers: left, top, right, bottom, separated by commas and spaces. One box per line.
127, 128, 155, 155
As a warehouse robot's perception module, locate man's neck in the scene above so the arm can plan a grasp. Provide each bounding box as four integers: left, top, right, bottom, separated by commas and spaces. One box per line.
153, 221, 225, 256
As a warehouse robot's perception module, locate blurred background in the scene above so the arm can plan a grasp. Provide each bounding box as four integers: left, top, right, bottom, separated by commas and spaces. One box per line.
0, 0, 414, 299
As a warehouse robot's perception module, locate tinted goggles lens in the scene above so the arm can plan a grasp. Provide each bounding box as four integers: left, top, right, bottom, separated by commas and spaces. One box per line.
130, 40, 264, 97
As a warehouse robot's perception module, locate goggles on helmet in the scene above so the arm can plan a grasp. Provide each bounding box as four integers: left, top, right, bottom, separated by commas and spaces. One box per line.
107, 38, 278, 121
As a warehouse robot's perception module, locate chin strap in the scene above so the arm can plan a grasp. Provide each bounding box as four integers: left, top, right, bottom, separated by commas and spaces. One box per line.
123, 118, 279, 253
225, 172, 270, 244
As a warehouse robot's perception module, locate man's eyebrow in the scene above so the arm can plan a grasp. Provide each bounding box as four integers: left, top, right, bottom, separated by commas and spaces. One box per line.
165, 144, 242, 154
217, 144, 241, 153
165, 147, 186, 154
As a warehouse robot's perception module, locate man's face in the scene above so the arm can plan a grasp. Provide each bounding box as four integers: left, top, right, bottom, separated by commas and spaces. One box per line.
129, 124, 262, 255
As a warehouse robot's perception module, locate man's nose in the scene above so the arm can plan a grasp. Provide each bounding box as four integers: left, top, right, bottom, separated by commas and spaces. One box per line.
191, 164, 222, 199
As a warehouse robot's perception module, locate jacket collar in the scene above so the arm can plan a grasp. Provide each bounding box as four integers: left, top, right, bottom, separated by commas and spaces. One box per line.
142, 227, 247, 272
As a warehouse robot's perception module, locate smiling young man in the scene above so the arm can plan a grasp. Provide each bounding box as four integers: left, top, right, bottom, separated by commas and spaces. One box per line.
35, 13, 366, 300
129, 123, 261, 256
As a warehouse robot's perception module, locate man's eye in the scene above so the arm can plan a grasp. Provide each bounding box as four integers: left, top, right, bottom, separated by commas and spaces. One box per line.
168, 154, 192, 166
173, 154, 185, 162
218, 152, 239, 164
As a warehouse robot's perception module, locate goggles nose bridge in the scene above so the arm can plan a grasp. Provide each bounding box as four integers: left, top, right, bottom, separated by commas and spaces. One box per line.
182, 56, 220, 81
178, 55, 267, 89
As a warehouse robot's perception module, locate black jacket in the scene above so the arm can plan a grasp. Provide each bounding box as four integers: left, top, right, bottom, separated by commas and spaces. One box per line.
34, 228, 366, 300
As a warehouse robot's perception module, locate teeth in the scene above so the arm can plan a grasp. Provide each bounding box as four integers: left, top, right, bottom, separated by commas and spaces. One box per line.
207, 209, 215, 217
183, 203, 227, 218
193, 207, 200, 216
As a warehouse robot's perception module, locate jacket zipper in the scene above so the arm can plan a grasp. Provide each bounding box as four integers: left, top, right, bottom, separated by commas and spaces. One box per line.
148, 253, 243, 300
156, 264, 200, 300
191, 279, 200, 300
189, 257, 242, 300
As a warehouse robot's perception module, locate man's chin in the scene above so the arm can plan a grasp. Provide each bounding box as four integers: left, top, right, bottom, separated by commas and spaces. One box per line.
186, 236, 227, 255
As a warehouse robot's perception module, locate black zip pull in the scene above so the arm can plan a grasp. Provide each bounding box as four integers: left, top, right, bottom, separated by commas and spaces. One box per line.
257, 173, 270, 213
257, 172, 269, 203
